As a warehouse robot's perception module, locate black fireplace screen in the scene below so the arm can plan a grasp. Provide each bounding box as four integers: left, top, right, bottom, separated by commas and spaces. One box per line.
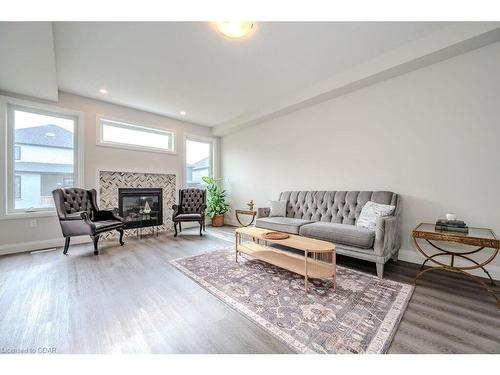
118, 188, 163, 229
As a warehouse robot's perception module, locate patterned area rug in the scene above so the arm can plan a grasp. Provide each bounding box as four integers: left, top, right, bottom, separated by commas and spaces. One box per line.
171, 248, 413, 354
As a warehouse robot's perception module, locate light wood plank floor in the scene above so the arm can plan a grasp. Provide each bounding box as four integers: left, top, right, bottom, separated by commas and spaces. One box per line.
0, 226, 499, 354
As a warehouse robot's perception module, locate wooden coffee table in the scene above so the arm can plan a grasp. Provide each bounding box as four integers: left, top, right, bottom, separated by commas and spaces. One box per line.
235, 226, 336, 292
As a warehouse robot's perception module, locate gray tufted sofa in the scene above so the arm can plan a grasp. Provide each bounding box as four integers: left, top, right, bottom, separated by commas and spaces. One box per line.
255, 191, 401, 278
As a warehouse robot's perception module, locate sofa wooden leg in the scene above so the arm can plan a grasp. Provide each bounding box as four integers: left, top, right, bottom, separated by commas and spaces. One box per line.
91, 234, 100, 255
179, 222, 182, 232
63, 237, 71, 255
376, 263, 384, 279
199, 221, 203, 236
174, 222, 178, 237
117, 228, 125, 246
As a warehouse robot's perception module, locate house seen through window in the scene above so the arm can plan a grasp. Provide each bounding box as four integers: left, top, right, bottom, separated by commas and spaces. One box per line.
186, 138, 212, 188
9, 106, 77, 211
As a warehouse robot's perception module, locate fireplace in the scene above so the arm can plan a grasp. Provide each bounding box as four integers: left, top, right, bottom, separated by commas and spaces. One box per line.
118, 188, 163, 229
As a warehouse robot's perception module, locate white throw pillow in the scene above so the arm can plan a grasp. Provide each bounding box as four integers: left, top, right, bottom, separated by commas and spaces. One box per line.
269, 200, 287, 217
356, 201, 395, 230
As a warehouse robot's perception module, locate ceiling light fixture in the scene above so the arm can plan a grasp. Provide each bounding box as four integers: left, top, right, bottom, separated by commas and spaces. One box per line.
99, 88, 108, 94
180, 111, 187, 116
215, 21, 254, 39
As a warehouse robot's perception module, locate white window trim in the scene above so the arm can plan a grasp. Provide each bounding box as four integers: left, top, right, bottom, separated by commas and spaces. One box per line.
96, 114, 176, 155
183, 133, 218, 188
0, 95, 84, 218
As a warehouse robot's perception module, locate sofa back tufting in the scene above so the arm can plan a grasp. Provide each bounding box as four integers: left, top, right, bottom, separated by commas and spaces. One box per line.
279, 191, 398, 225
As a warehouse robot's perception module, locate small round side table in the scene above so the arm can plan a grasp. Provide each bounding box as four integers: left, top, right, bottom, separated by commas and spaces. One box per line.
235, 209, 257, 227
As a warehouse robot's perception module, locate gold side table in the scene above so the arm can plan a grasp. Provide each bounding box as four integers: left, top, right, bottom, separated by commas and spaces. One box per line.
235, 209, 257, 227
412, 223, 500, 307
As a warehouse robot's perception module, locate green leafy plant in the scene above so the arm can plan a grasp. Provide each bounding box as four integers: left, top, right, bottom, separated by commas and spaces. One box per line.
202, 176, 229, 218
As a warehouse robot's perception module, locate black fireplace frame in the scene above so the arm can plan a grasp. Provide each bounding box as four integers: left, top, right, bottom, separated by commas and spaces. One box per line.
118, 188, 163, 230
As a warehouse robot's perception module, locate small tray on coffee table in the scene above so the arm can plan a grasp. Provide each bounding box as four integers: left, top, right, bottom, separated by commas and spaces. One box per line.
262, 231, 290, 240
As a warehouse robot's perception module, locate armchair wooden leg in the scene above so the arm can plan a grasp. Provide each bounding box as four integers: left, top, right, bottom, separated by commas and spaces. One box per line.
91, 234, 100, 255
203, 220, 206, 231
63, 237, 71, 255
179, 222, 182, 232
174, 222, 178, 237
199, 221, 203, 236
117, 228, 125, 246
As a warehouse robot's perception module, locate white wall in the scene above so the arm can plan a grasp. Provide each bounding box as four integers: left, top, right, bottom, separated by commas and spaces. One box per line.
0, 91, 216, 254
222, 42, 500, 277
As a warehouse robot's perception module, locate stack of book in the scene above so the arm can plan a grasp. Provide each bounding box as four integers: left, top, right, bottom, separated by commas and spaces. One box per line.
435, 219, 469, 234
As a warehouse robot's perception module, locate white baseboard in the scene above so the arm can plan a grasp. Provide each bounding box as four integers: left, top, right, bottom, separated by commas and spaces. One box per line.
0, 236, 91, 256
225, 218, 240, 227
2, 224, 499, 281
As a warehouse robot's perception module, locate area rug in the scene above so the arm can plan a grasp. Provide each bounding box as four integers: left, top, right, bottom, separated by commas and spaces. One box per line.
170, 248, 413, 354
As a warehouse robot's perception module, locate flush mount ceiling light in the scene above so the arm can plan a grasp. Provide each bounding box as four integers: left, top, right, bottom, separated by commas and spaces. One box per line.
99, 88, 108, 94
180, 111, 186, 116
215, 21, 254, 39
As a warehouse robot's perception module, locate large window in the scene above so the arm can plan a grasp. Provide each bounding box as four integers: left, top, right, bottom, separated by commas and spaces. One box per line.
97, 116, 175, 154
7, 104, 79, 212
185, 137, 213, 188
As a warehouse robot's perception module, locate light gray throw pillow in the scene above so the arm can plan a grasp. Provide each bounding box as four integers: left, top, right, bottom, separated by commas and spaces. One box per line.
356, 201, 395, 230
269, 200, 287, 217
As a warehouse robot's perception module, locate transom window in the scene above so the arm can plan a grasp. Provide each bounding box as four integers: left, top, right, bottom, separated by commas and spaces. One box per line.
97, 116, 175, 154
7, 104, 80, 212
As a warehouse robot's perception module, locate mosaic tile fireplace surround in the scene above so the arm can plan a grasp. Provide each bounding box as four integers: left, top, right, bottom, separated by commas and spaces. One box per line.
98, 171, 176, 238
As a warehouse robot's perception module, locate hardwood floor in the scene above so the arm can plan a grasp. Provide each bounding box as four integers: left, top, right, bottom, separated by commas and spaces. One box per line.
0, 226, 499, 354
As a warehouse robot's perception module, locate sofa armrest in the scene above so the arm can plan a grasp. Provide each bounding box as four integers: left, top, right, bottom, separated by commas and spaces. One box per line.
256, 207, 270, 219
373, 215, 400, 257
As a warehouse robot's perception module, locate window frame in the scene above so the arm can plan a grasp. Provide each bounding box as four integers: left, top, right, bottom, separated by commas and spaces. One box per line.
96, 115, 176, 155
1, 96, 84, 217
184, 134, 217, 188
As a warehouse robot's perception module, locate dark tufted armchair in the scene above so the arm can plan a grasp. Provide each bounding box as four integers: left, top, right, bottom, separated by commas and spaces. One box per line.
172, 188, 206, 236
52, 188, 125, 255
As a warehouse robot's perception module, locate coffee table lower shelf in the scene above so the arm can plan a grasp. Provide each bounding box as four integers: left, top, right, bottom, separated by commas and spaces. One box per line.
236, 241, 335, 292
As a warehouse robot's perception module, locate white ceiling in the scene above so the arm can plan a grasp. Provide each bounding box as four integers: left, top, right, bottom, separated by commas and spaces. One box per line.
0, 22, 58, 101
53, 22, 450, 127
2, 22, 500, 134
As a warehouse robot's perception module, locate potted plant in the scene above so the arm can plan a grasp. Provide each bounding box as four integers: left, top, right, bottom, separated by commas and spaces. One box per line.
202, 176, 229, 227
